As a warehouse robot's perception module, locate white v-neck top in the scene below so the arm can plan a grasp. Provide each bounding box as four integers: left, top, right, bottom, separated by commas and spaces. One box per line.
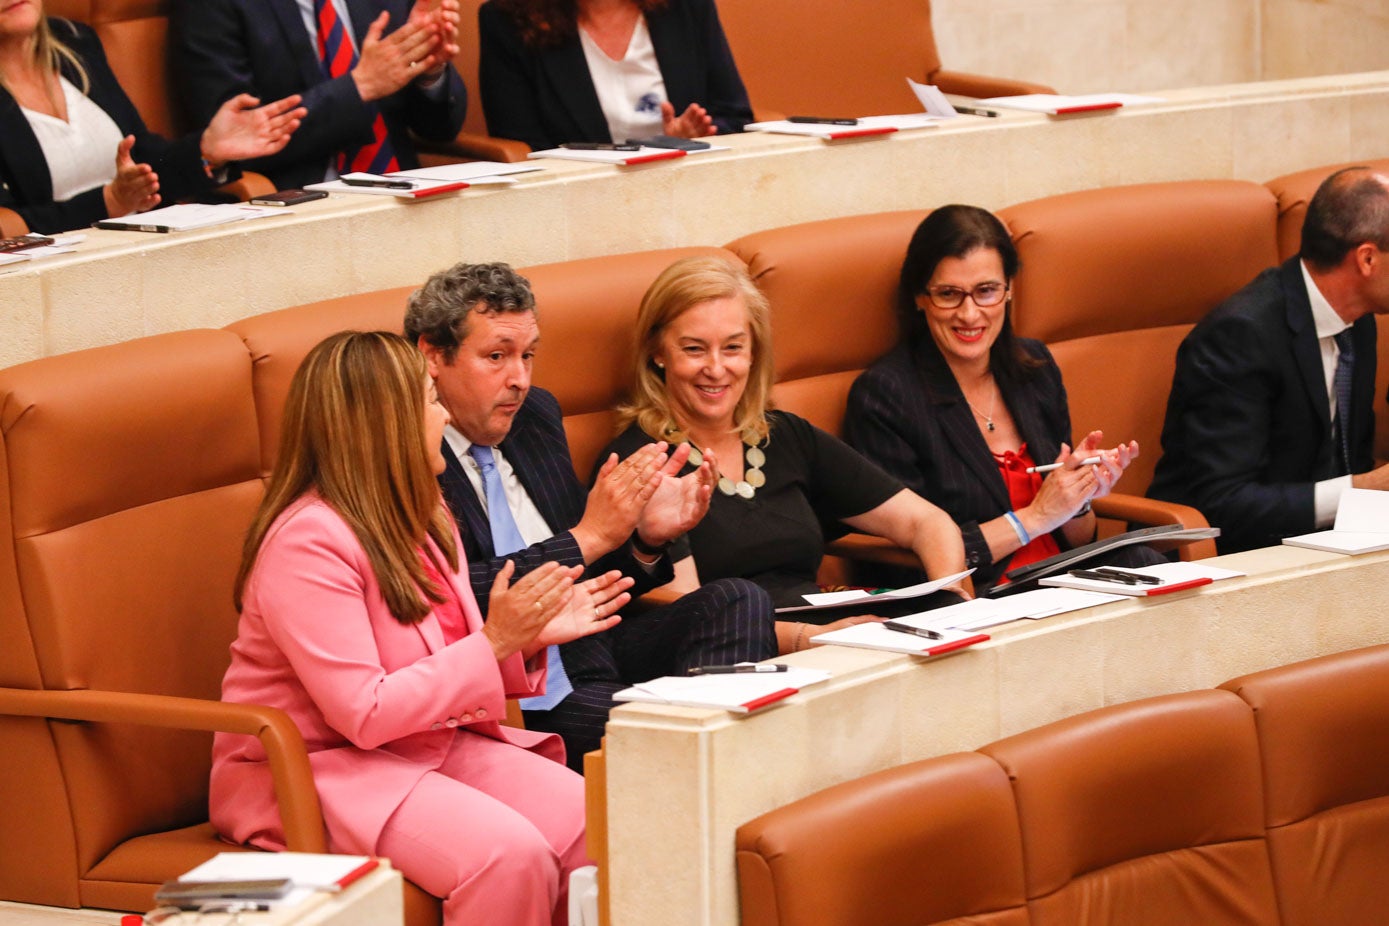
579, 17, 666, 143
22, 76, 123, 202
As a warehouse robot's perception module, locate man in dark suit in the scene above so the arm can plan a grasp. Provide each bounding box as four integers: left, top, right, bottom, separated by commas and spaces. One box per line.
171, 0, 467, 191
1149, 166, 1389, 554
405, 261, 776, 771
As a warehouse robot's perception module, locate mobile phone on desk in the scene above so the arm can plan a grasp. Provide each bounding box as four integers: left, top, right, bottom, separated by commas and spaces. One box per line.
155, 878, 293, 909
249, 189, 329, 207
0, 234, 55, 252
560, 142, 641, 151
626, 135, 711, 151
787, 116, 858, 125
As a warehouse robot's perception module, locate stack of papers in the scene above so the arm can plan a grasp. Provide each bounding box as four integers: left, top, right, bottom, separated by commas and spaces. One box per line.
745, 115, 938, 139
177, 852, 379, 907
776, 569, 973, 615
1284, 487, 1389, 553
0, 233, 83, 267
93, 203, 286, 232
1039, 561, 1243, 596
810, 621, 989, 656
978, 93, 1164, 114
614, 666, 831, 714
528, 146, 698, 165
390, 162, 543, 187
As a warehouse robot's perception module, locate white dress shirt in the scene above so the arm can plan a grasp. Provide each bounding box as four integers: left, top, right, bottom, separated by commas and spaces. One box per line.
579, 17, 666, 144
23, 76, 123, 202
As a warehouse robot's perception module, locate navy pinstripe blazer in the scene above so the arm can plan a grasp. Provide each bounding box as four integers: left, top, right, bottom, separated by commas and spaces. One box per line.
846, 337, 1070, 590
439, 387, 670, 613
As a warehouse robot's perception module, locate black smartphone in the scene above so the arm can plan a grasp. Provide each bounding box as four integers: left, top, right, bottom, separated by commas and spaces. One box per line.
249, 189, 330, 206
155, 878, 294, 908
627, 135, 712, 151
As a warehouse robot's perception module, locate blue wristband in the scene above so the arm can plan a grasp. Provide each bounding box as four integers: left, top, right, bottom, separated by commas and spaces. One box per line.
1004, 510, 1031, 546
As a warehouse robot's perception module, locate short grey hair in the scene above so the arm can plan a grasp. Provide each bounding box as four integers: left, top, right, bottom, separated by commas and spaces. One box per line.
404, 262, 537, 361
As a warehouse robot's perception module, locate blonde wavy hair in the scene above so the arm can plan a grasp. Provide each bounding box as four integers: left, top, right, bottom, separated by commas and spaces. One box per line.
617, 256, 775, 445
0, 17, 91, 104
235, 331, 458, 625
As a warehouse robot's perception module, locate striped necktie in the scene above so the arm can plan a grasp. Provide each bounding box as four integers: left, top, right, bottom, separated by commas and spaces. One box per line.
1333, 328, 1355, 475
467, 444, 573, 711
313, 0, 400, 175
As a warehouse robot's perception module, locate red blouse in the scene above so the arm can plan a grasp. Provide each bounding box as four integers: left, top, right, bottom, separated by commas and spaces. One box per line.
993, 444, 1061, 577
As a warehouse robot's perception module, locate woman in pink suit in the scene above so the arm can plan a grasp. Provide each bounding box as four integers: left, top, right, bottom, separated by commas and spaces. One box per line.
211, 330, 631, 926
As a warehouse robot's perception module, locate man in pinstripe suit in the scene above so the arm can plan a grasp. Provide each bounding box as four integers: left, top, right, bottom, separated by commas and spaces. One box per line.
406, 262, 777, 772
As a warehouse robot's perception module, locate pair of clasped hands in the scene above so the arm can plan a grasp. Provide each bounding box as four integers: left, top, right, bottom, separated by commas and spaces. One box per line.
107, 0, 462, 218
1023, 430, 1139, 537
482, 441, 717, 664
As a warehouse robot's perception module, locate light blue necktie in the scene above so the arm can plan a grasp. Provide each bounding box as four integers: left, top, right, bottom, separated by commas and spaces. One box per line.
467, 443, 572, 710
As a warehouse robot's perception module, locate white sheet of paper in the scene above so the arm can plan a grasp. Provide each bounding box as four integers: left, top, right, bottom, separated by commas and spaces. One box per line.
809, 622, 985, 655
907, 78, 959, 117
799, 569, 974, 606
390, 162, 543, 182
978, 93, 1164, 113
615, 667, 830, 711
1333, 487, 1389, 532
180, 851, 374, 904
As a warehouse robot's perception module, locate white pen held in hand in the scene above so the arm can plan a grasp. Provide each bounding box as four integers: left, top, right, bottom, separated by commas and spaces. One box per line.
1027, 455, 1102, 474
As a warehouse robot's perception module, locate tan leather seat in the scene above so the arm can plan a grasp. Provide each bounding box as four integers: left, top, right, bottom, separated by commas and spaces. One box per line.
718, 0, 1053, 121
0, 207, 27, 237
736, 752, 1028, 926
1220, 644, 1389, 926
981, 690, 1281, 926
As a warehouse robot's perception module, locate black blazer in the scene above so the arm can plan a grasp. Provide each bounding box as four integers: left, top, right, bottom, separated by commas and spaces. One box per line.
845, 337, 1071, 591
438, 387, 670, 613
1148, 258, 1378, 554
171, 0, 467, 190
477, 0, 752, 151
0, 19, 213, 233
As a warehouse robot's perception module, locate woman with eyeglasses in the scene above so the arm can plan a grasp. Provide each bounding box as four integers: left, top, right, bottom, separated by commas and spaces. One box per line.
845, 205, 1147, 592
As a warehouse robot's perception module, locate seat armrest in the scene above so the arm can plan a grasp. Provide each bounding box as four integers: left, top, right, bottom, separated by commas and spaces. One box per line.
416, 130, 533, 164
1091, 492, 1218, 561
824, 533, 921, 569
0, 206, 29, 237
216, 171, 276, 202
931, 69, 1056, 99
0, 686, 326, 853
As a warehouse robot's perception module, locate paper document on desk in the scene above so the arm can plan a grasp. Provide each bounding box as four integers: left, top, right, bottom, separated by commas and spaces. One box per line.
921, 587, 1127, 631
745, 115, 938, 138
392, 162, 543, 182
1284, 487, 1389, 553
810, 621, 989, 657
978, 93, 1164, 114
93, 203, 283, 232
777, 569, 973, 614
528, 145, 720, 165
0, 233, 83, 265
1040, 561, 1242, 596
614, 667, 830, 713
307, 172, 469, 198
181, 851, 378, 891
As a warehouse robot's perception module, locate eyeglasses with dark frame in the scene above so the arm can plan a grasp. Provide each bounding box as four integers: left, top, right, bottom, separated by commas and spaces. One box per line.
920, 282, 1010, 310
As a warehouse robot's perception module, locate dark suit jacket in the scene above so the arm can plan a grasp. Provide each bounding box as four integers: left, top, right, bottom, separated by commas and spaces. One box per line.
477, 0, 751, 151
0, 19, 214, 233
439, 387, 670, 612
1148, 257, 1377, 554
845, 337, 1071, 591
171, 0, 467, 190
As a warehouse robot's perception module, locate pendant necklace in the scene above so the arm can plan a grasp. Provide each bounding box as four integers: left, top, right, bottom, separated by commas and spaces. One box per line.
666, 426, 766, 498
965, 379, 998, 433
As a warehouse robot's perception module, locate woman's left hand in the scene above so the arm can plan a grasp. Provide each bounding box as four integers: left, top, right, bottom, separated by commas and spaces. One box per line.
200, 93, 307, 168
661, 101, 715, 138
1074, 430, 1139, 500
529, 570, 632, 653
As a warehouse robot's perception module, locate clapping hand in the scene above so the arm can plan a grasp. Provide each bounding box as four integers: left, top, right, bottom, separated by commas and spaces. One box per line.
352, 10, 447, 102
408, 0, 460, 75
661, 101, 715, 138
636, 444, 717, 546
529, 569, 632, 653
200, 94, 306, 167
102, 135, 160, 217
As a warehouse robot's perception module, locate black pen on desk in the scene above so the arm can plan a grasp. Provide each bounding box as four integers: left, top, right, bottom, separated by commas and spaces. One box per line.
689, 663, 788, 675
882, 620, 943, 640
341, 176, 414, 190
787, 116, 858, 125
953, 105, 1000, 118
1026, 455, 1102, 474
1091, 567, 1161, 585
1069, 568, 1141, 585
561, 142, 642, 151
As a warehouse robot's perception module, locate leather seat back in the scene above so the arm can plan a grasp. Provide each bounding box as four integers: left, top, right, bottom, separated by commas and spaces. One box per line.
1221, 644, 1389, 926
0, 330, 264, 910
727, 210, 926, 436
980, 689, 1280, 926
736, 751, 1029, 926
999, 180, 1280, 496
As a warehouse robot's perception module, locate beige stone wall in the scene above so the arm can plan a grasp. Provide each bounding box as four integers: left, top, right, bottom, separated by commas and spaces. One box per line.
932, 0, 1389, 92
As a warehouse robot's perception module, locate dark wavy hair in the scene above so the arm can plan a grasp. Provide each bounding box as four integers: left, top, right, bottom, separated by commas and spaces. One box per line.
495, 0, 669, 48
897, 205, 1043, 389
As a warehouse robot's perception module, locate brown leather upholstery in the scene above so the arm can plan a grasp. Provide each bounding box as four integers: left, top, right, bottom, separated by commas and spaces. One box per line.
1265, 159, 1389, 464
718, 0, 1053, 121
982, 690, 1279, 926
1221, 645, 1389, 926
0, 207, 29, 237
736, 752, 1028, 926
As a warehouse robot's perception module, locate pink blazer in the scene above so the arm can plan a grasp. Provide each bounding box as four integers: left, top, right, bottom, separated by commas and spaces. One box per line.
210, 495, 562, 855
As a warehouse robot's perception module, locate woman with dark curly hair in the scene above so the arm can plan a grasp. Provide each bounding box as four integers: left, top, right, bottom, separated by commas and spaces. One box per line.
478, 0, 751, 151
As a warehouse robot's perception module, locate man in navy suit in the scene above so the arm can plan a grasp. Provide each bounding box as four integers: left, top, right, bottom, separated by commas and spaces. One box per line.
171, 0, 467, 191
405, 261, 776, 771
1149, 166, 1389, 554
